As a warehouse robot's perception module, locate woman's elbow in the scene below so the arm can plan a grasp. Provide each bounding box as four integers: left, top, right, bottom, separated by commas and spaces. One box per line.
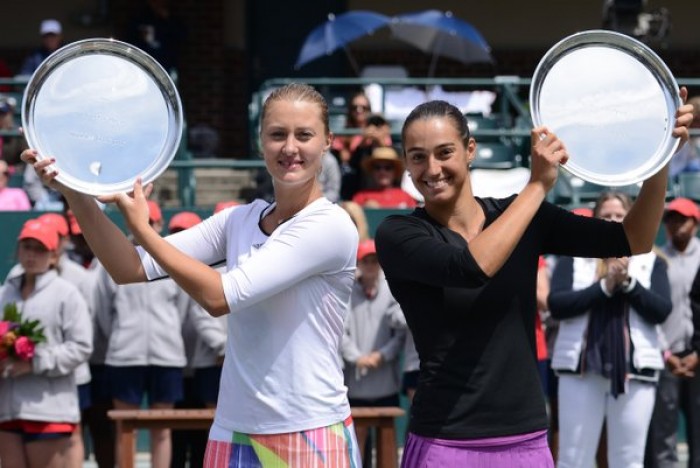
624, 225, 655, 255
111, 271, 145, 285
203, 299, 230, 317
628, 241, 654, 256
548, 307, 564, 320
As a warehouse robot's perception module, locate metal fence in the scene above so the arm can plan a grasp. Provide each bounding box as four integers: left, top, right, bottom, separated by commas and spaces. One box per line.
4, 76, 700, 206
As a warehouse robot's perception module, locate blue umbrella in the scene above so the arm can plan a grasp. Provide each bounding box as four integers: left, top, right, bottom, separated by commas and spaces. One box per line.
390, 10, 493, 76
294, 11, 391, 73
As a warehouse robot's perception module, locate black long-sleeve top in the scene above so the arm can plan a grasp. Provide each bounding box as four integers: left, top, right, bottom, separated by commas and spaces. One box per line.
375, 196, 631, 439
688, 268, 700, 352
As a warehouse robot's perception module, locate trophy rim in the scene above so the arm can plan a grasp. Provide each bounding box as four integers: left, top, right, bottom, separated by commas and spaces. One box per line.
529, 29, 680, 187
21, 37, 184, 196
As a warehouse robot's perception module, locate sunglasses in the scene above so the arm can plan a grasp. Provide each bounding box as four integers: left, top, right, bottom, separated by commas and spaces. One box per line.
373, 163, 395, 172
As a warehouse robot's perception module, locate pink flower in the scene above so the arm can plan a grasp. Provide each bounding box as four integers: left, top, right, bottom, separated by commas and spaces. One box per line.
13, 336, 35, 361
0, 321, 9, 336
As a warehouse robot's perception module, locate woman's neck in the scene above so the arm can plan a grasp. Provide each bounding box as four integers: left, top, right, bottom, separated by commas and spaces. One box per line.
270, 181, 323, 222
425, 190, 485, 242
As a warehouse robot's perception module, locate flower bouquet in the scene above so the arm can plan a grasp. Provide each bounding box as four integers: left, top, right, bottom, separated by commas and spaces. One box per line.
0, 303, 46, 361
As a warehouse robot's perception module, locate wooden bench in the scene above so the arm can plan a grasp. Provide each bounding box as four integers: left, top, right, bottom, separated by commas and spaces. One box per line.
108, 406, 404, 468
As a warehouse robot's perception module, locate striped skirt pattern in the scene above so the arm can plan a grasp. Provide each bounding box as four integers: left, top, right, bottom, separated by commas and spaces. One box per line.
203, 417, 361, 467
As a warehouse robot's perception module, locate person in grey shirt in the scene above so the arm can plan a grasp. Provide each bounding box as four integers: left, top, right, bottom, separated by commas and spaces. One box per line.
0, 219, 92, 468
646, 197, 700, 468
341, 238, 405, 464
5, 212, 96, 468
319, 151, 341, 202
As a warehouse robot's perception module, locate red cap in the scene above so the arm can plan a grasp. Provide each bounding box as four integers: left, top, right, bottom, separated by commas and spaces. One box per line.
168, 211, 202, 232
214, 200, 239, 214
357, 239, 377, 261
665, 197, 700, 221
66, 210, 82, 235
38, 212, 69, 237
571, 207, 593, 218
147, 200, 163, 223
18, 219, 59, 251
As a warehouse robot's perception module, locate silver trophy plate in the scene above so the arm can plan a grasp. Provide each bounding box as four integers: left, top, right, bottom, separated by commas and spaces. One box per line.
530, 30, 680, 186
22, 38, 183, 195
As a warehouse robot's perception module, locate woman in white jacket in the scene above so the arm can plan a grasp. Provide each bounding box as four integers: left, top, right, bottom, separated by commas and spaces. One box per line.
0, 219, 92, 468
550, 191, 672, 468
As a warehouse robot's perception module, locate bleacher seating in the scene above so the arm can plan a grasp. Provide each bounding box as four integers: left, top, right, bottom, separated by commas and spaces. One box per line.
551, 172, 661, 206
466, 112, 500, 142
152, 168, 255, 208
472, 142, 519, 169
678, 172, 700, 201
329, 113, 347, 134
7, 170, 24, 189
551, 174, 605, 205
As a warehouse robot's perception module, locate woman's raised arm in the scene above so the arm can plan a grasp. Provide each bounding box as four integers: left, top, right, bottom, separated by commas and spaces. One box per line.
21, 149, 147, 283
624, 86, 694, 254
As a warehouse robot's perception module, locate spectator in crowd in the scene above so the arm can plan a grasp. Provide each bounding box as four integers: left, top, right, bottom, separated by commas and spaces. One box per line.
374, 95, 692, 467
319, 150, 341, 202
0, 94, 26, 167
331, 90, 374, 166
352, 146, 417, 209
341, 239, 406, 465
169, 211, 227, 468
19, 19, 64, 76
65, 210, 96, 269
23, 165, 63, 211
23, 82, 362, 466
550, 191, 672, 468
0, 160, 30, 210
127, 0, 186, 75
646, 197, 700, 468
5, 212, 96, 468
341, 113, 394, 200
0, 219, 92, 468
92, 201, 196, 468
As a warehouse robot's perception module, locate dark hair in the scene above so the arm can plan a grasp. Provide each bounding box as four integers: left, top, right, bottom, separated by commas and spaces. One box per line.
366, 114, 388, 127
261, 83, 329, 135
593, 191, 633, 218
401, 100, 470, 150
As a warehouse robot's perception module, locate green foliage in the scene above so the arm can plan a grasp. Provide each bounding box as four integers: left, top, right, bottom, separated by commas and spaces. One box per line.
3, 302, 46, 345
2, 302, 20, 322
